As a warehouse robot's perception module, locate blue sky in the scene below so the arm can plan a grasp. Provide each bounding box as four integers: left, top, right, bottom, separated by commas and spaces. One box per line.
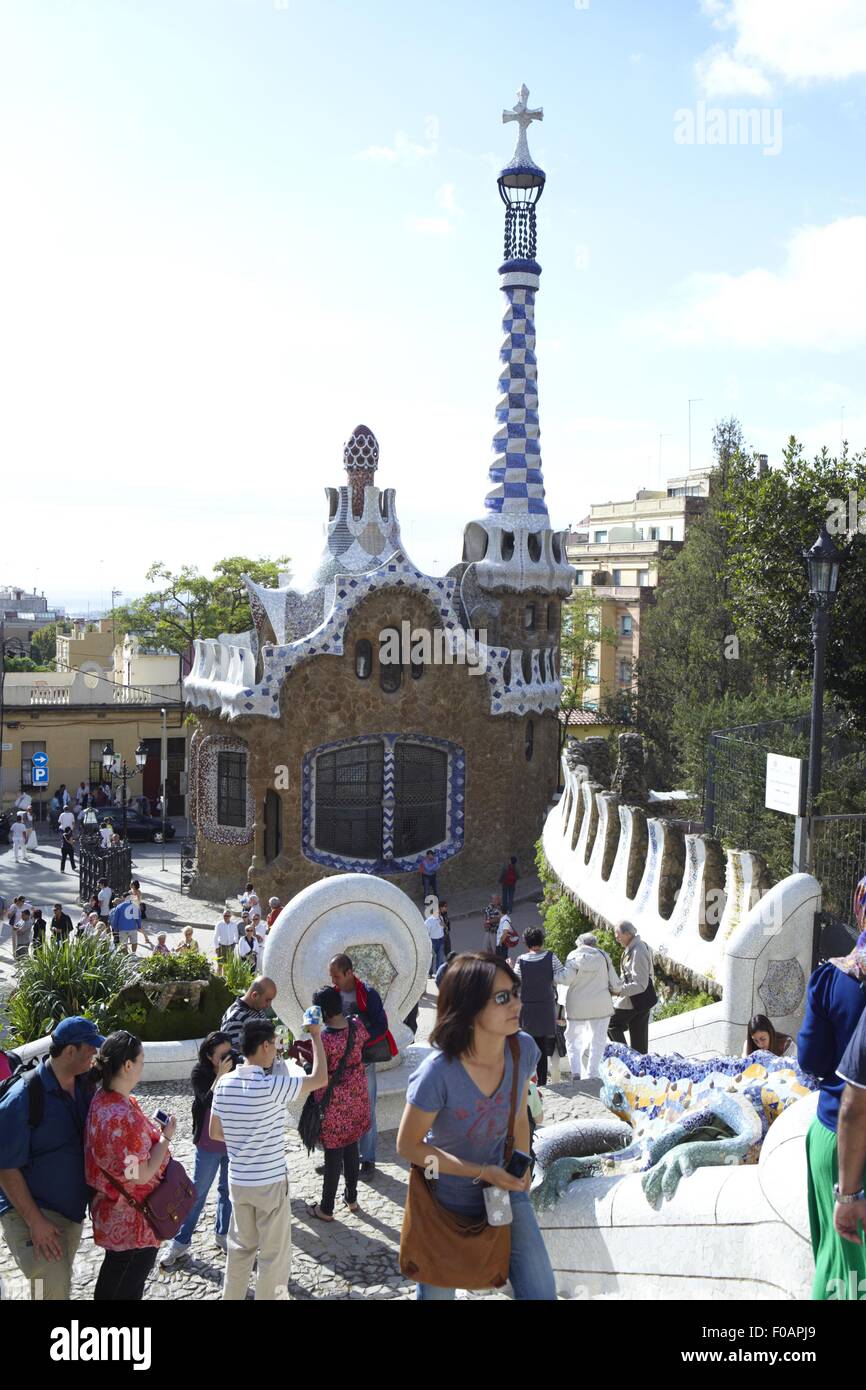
2, 0, 865, 611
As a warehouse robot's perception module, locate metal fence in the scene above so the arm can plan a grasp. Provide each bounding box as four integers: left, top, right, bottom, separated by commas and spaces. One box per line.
704, 712, 864, 885
179, 837, 196, 895
812, 813, 866, 948
79, 840, 132, 906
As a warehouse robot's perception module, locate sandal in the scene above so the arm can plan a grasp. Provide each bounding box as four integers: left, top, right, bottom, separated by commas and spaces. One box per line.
342, 1196, 360, 1213
308, 1203, 335, 1223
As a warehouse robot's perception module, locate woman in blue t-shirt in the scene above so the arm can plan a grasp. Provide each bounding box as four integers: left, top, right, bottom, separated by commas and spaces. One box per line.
397, 952, 557, 1301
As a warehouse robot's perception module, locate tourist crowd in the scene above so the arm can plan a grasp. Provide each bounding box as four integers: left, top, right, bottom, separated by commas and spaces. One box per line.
3, 838, 866, 1304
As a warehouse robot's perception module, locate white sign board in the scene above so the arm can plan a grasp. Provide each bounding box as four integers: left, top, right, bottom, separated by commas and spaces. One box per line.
1, 742, 12, 752
765, 753, 805, 816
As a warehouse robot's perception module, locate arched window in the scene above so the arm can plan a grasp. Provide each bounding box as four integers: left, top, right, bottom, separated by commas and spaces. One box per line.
525, 720, 534, 761
379, 628, 403, 693
264, 788, 283, 863
527, 533, 541, 562
355, 639, 372, 679
306, 736, 461, 869
524, 604, 536, 630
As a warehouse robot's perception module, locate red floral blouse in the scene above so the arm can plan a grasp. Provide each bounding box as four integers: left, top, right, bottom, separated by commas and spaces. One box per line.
313, 1021, 371, 1149
85, 1090, 168, 1250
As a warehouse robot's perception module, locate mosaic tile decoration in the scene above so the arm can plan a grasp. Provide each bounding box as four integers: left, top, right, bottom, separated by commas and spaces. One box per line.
301, 732, 466, 876
483, 283, 549, 526
196, 734, 253, 847
757, 958, 807, 1017
532, 1042, 818, 1211
344, 943, 397, 1002
186, 549, 562, 720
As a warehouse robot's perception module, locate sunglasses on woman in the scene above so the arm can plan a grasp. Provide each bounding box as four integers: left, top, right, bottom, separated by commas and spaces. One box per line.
492, 986, 521, 1005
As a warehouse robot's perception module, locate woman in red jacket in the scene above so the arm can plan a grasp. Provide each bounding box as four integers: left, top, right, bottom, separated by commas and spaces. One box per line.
85, 1031, 177, 1300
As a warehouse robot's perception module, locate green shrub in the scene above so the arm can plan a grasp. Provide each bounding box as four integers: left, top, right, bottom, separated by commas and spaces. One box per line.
592, 925, 624, 973
222, 951, 255, 996
6, 936, 138, 1045
139, 978, 234, 1041
112, 1002, 149, 1035
541, 895, 594, 962
652, 990, 716, 1021
137, 949, 212, 984
535, 840, 562, 910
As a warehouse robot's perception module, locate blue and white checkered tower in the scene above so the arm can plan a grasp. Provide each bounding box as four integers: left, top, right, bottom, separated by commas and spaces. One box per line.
463, 85, 573, 596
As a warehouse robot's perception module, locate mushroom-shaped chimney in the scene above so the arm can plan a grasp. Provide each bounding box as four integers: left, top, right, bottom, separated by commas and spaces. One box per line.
343, 423, 380, 517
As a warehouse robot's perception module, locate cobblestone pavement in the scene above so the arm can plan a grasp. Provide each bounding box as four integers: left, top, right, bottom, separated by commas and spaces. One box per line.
0, 1055, 606, 1301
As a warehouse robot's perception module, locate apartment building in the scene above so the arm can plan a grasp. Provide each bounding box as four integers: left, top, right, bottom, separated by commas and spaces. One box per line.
0, 586, 65, 657
565, 468, 713, 709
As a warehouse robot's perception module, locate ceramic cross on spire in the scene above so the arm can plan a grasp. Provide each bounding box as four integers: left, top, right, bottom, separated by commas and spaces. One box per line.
502, 84, 543, 170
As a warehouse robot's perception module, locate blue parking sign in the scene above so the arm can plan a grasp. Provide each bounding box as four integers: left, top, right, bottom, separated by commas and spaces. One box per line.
32, 767, 49, 785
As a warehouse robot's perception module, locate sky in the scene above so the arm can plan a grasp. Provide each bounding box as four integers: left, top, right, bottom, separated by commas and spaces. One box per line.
2, 0, 865, 614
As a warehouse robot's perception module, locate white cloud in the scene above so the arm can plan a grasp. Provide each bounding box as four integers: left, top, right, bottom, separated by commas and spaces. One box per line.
437, 182, 460, 214
357, 119, 438, 165
406, 215, 453, 237
633, 217, 866, 352
695, 46, 773, 98
696, 0, 866, 95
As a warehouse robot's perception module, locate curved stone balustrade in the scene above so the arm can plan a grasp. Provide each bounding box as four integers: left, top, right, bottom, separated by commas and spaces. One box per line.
543, 753, 821, 1054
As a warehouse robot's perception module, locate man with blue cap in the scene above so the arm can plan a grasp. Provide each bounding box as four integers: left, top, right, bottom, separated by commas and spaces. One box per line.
0, 1015, 103, 1299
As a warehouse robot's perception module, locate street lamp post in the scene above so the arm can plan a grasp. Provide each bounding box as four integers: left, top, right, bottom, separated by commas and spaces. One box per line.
102, 741, 148, 840
802, 524, 845, 869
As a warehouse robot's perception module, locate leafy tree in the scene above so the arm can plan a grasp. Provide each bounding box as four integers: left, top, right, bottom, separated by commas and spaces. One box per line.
29, 622, 68, 666
720, 438, 866, 734
558, 589, 618, 749
112, 555, 291, 659
634, 418, 784, 786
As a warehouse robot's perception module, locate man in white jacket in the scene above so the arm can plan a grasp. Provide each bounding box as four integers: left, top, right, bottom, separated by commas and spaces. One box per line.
561, 932, 622, 1080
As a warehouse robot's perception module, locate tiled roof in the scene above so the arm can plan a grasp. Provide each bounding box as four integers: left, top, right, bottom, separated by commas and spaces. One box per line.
559, 708, 610, 726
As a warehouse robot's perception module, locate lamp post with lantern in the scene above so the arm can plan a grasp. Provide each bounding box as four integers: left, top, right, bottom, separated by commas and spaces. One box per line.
102, 741, 148, 841
802, 524, 846, 869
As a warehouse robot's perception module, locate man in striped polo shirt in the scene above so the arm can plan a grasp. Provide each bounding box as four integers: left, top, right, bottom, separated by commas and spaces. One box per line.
211, 1016, 327, 1300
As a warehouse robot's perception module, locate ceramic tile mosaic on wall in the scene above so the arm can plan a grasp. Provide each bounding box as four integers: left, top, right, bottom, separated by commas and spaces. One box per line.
196, 734, 253, 847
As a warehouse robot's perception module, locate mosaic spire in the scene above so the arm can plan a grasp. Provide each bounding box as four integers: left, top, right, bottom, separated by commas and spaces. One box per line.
462, 86, 573, 596
483, 84, 549, 531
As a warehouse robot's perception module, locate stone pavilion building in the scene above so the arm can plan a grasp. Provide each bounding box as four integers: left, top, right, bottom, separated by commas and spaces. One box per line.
184, 87, 574, 901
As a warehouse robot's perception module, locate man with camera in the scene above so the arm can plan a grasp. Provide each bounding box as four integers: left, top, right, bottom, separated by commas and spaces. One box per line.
210, 1015, 327, 1300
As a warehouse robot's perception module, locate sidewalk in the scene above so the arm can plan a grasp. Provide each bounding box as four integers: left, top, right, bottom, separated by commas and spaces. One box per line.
0, 840, 545, 998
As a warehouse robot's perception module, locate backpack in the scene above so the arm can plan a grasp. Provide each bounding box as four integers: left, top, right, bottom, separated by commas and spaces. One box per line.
0, 1054, 44, 1128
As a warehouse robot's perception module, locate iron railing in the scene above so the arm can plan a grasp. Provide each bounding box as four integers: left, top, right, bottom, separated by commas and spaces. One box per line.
79, 840, 132, 907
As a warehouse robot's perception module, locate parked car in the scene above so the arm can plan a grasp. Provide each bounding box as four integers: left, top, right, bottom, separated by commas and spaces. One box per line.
92, 807, 176, 843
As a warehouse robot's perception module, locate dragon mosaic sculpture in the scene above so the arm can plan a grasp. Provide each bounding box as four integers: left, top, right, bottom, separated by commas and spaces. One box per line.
531, 1043, 817, 1210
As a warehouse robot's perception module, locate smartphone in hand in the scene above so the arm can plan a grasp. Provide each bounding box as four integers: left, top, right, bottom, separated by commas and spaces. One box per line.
505, 1149, 531, 1180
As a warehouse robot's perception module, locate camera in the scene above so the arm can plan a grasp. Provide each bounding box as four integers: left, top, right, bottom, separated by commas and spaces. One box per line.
228, 1049, 242, 1069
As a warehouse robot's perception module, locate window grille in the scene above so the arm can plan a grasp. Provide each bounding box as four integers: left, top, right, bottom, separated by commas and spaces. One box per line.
217, 751, 247, 828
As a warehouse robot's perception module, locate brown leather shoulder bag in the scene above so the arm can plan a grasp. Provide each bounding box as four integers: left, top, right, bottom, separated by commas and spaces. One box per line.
399, 1034, 522, 1290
